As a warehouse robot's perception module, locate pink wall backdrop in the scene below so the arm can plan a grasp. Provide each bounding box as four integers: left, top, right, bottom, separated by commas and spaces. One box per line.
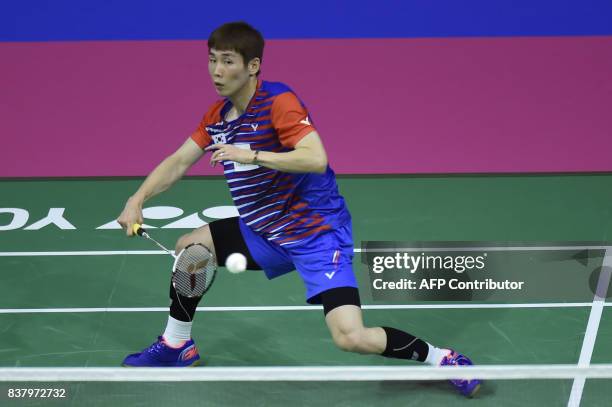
1, 37, 611, 177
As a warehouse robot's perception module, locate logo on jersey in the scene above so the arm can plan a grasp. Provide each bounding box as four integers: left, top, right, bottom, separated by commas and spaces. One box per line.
325, 249, 341, 279
300, 116, 311, 126
206, 126, 227, 134
211, 133, 228, 144
332, 250, 340, 265
250, 123, 259, 131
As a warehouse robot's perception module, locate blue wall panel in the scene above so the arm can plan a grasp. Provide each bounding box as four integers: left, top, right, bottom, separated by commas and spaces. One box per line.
2, 0, 612, 41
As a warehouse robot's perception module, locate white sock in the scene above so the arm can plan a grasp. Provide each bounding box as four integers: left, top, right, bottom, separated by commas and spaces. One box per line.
425, 344, 451, 366
162, 316, 192, 348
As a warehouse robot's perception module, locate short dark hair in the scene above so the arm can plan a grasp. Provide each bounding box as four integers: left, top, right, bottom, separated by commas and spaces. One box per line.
208, 22, 264, 75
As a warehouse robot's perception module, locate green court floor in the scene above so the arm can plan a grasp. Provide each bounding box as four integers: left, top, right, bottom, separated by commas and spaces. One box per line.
1, 174, 611, 406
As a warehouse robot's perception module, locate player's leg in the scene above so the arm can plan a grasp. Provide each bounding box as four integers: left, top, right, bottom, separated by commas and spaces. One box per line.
321, 287, 447, 361
164, 217, 262, 342
167, 219, 260, 322
289, 222, 481, 397
161, 223, 216, 347
122, 217, 261, 367
322, 288, 481, 397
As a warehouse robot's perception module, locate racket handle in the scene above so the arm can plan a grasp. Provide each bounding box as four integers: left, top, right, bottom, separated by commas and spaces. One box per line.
132, 223, 146, 237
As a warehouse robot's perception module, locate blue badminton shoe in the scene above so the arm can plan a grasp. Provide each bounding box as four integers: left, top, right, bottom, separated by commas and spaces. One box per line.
440, 350, 482, 397
122, 336, 200, 367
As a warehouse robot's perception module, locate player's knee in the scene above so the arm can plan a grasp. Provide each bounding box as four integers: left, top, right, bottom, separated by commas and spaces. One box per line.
175, 234, 191, 255
332, 330, 364, 353
175, 226, 213, 255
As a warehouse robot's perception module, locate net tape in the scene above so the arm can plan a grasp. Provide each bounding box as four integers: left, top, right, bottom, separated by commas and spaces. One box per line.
1, 365, 612, 382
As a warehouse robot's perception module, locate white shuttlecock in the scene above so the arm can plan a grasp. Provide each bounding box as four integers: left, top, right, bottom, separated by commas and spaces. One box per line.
225, 252, 247, 274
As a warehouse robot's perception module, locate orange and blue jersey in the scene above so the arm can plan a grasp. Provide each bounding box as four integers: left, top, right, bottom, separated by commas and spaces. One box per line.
191, 79, 351, 246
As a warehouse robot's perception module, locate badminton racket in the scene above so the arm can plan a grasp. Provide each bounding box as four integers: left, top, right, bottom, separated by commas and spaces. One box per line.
132, 224, 217, 298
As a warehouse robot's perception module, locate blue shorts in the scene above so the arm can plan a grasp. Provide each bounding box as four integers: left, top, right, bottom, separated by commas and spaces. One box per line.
238, 219, 358, 304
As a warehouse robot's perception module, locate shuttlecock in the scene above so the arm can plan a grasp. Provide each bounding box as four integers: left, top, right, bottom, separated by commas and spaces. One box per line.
225, 252, 247, 274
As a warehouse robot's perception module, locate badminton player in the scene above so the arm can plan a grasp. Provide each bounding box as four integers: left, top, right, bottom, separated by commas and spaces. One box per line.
117, 21, 480, 397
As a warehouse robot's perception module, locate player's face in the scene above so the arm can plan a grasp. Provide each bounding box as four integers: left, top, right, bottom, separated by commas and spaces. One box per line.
208, 49, 250, 97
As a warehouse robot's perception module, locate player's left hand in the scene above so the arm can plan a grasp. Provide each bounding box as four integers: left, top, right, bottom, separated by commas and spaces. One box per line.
206, 144, 254, 167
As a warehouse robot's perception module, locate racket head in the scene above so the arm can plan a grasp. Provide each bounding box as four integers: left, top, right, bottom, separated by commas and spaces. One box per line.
172, 243, 217, 298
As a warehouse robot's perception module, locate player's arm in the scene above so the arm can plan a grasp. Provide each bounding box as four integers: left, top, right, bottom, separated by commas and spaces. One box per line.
251, 131, 327, 173
207, 131, 328, 174
117, 138, 204, 235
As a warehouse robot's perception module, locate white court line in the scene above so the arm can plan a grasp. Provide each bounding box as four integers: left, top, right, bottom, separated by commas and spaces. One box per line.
357, 246, 611, 252
0, 302, 609, 314
0, 245, 610, 256
1, 364, 612, 382
0, 250, 167, 257
567, 249, 612, 407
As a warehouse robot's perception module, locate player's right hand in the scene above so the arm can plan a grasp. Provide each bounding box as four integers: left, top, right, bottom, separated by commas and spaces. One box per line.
116, 198, 144, 237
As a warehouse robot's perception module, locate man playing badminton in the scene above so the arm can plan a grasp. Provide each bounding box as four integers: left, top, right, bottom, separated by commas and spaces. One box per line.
117, 22, 480, 397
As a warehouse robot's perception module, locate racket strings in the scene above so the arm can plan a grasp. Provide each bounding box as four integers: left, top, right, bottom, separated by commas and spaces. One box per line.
173, 244, 217, 298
